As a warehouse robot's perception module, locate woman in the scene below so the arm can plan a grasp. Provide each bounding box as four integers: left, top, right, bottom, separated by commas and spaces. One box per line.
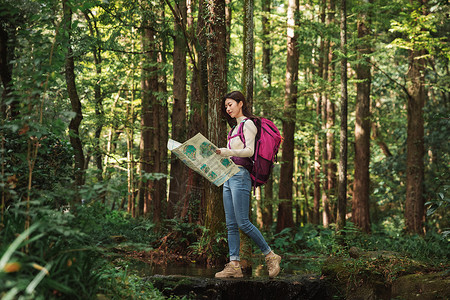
215, 91, 281, 278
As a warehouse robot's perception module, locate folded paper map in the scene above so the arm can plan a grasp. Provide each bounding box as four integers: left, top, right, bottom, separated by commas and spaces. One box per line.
168, 133, 240, 186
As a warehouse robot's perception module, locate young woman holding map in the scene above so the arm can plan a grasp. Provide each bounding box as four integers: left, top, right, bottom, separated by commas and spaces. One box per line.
215, 91, 281, 278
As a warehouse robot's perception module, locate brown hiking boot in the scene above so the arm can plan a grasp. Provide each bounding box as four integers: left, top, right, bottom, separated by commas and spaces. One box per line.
265, 253, 281, 278
215, 263, 243, 278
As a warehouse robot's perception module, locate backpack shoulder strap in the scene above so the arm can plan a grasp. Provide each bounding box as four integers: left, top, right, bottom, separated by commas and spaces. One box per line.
228, 118, 248, 147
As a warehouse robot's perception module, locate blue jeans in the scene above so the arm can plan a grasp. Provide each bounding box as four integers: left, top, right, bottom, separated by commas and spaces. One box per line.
223, 167, 271, 261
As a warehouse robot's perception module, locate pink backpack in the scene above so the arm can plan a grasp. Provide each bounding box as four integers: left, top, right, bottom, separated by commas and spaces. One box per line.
227, 117, 282, 188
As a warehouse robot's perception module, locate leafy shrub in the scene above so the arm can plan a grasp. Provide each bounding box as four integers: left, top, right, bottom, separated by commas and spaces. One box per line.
1, 203, 102, 299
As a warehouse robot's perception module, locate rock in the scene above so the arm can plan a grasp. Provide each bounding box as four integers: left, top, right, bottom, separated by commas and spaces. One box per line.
146, 274, 334, 300
391, 271, 450, 300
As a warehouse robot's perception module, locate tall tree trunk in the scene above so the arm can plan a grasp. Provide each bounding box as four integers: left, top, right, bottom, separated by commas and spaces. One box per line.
260, 0, 273, 230
63, 0, 85, 201
321, 0, 330, 227
240, 0, 255, 271
405, 47, 426, 234
313, 0, 326, 225
157, 12, 169, 223
184, 0, 208, 224
336, 0, 348, 231
168, 0, 188, 219
139, 4, 158, 218
276, 0, 299, 232
204, 0, 227, 261
326, 0, 336, 224
353, 3, 372, 233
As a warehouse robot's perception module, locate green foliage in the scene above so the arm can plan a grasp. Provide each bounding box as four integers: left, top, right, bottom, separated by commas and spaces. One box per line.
75, 202, 158, 249
1, 203, 102, 299
269, 223, 449, 269
1, 127, 74, 206
96, 260, 175, 300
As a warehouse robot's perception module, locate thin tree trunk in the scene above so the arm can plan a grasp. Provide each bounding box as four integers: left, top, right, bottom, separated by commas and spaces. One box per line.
313, 0, 326, 225
326, 0, 336, 224
156, 20, 169, 223
321, 0, 330, 227
63, 0, 85, 201
336, 0, 348, 231
261, 0, 273, 229
276, 0, 299, 232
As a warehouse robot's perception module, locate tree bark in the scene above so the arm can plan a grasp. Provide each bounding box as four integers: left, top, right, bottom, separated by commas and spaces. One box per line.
168, 0, 188, 219
276, 0, 299, 232
204, 0, 227, 261
63, 0, 85, 199
405, 47, 426, 234
139, 3, 158, 219
261, 0, 273, 229
336, 0, 348, 231
242, 0, 254, 108
157, 15, 169, 223
325, 0, 336, 225
353, 4, 372, 233
313, 0, 326, 226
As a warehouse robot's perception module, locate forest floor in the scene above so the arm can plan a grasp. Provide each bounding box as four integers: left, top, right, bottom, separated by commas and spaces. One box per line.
110, 245, 450, 300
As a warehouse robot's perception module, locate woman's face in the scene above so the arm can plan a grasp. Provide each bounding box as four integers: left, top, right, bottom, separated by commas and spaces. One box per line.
224, 98, 244, 119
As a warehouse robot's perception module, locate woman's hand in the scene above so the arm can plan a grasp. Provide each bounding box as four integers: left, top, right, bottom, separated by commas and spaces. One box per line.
216, 149, 221, 155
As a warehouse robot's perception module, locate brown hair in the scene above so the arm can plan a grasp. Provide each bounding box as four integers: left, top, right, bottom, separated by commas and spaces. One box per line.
221, 91, 256, 127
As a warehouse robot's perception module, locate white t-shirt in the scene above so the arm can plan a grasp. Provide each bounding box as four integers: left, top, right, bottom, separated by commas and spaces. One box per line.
219, 116, 256, 158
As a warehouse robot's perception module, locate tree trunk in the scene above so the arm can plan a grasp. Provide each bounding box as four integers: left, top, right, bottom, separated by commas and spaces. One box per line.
261, 0, 273, 230
139, 3, 158, 218
405, 46, 426, 234
204, 0, 227, 261
242, 0, 254, 107
326, 0, 336, 224
157, 20, 169, 223
183, 0, 208, 224
276, 0, 299, 232
168, 0, 188, 219
63, 0, 85, 200
313, 0, 326, 225
336, 0, 348, 231
353, 5, 372, 233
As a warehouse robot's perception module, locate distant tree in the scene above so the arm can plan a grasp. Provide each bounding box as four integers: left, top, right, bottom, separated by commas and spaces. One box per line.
336, 0, 348, 231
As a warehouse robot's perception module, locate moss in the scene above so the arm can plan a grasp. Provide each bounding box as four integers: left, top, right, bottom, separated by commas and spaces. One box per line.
392, 271, 450, 300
